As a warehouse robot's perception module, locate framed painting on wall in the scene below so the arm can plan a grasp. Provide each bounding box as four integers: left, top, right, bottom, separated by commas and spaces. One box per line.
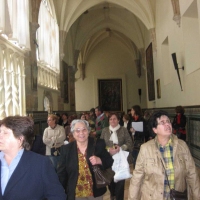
146, 43, 155, 101
156, 79, 161, 99
98, 79, 123, 111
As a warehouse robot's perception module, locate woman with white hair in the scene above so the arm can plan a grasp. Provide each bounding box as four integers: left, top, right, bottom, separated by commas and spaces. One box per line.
57, 119, 114, 200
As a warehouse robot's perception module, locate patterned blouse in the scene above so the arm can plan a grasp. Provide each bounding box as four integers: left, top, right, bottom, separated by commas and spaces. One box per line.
75, 148, 93, 197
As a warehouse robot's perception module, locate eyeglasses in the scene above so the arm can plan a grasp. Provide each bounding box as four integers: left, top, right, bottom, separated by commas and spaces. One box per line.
74, 128, 88, 134
157, 119, 171, 125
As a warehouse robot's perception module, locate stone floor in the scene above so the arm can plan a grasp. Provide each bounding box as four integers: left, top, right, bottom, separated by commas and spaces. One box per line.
103, 165, 200, 200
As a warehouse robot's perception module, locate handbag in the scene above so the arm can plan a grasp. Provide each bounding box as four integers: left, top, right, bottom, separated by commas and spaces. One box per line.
51, 136, 61, 156
133, 139, 144, 150
92, 138, 115, 188
160, 159, 187, 200
170, 189, 188, 200
92, 165, 115, 188
51, 147, 61, 156
133, 135, 145, 150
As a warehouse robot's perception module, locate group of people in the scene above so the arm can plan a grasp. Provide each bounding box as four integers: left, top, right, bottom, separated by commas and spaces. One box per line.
0, 105, 199, 200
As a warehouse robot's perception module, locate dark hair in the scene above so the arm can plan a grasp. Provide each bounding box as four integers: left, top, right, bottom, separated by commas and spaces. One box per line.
80, 113, 86, 119
108, 112, 120, 120
1, 116, 35, 150
95, 106, 103, 113
90, 108, 95, 113
62, 113, 68, 117
123, 114, 130, 121
131, 105, 142, 116
148, 110, 170, 130
175, 106, 185, 114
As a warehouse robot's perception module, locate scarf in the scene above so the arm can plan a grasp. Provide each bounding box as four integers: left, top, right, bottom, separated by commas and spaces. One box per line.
109, 124, 120, 144
133, 115, 139, 121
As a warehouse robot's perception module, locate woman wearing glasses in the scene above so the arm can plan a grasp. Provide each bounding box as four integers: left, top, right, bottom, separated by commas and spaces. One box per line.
128, 110, 200, 200
57, 119, 113, 200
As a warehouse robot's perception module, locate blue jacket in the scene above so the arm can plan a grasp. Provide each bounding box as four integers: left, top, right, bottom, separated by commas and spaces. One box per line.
0, 150, 66, 200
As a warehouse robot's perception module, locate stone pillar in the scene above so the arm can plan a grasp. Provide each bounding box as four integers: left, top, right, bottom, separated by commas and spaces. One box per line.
25, 22, 40, 111
150, 28, 157, 53
68, 66, 76, 111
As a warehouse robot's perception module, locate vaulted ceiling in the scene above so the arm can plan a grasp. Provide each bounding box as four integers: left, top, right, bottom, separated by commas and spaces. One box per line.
53, 0, 156, 67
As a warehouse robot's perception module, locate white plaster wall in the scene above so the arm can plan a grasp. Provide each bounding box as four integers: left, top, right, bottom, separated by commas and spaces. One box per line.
152, 0, 200, 108
75, 36, 147, 112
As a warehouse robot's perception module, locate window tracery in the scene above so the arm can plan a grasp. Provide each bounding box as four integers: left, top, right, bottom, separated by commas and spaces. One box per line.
37, 0, 59, 90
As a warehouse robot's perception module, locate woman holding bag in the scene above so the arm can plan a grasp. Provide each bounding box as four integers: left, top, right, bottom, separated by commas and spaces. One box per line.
57, 119, 113, 200
43, 114, 66, 171
101, 112, 133, 200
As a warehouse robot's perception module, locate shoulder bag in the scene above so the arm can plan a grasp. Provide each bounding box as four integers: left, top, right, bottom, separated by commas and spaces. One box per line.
160, 159, 187, 200
92, 138, 115, 188
51, 136, 61, 156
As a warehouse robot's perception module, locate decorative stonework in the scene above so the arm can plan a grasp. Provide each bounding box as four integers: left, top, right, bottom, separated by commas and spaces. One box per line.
150, 28, 157, 52
171, 0, 181, 27
59, 30, 67, 60
37, 63, 58, 90
0, 37, 26, 118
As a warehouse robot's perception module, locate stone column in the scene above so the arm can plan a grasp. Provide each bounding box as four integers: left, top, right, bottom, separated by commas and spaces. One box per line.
25, 22, 40, 111
150, 28, 157, 53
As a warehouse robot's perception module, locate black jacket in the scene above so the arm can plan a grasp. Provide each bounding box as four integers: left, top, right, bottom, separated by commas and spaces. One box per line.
57, 137, 114, 200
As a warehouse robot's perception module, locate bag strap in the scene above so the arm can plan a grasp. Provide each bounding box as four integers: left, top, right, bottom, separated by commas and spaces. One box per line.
160, 158, 171, 190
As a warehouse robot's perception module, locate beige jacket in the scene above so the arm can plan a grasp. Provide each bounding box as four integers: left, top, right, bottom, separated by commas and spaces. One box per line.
128, 134, 200, 200
43, 124, 66, 155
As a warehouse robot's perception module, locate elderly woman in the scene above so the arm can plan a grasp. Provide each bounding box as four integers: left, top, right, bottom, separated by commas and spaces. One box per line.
57, 119, 113, 200
0, 116, 66, 199
128, 110, 200, 200
101, 112, 133, 200
43, 114, 66, 171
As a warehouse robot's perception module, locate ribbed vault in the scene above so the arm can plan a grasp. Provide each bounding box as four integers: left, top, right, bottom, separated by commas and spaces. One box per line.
53, 0, 155, 68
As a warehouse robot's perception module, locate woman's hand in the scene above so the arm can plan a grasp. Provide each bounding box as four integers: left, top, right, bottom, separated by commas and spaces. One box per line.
89, 156, 102, 165
130, 127, 135, 135
108, 145, 120, 155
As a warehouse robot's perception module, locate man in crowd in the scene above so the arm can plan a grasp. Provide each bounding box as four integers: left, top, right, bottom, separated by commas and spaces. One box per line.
93, 106, 109, 138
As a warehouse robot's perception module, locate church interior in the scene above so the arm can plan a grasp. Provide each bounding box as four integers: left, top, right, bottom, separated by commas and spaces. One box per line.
1, 0, 200, 171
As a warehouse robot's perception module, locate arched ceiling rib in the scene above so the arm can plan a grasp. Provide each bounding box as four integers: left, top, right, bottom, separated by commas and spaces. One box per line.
53, 0, 155, 32
80, 30, 138, 64
72, 7, 147, 51
75, 20, 144, 51
53, 0, 156, 66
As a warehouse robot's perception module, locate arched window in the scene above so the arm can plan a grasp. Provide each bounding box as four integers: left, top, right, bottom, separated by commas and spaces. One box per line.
0, 0, 29, 118
0, 0, 30, 50
37, 0, 59, 90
